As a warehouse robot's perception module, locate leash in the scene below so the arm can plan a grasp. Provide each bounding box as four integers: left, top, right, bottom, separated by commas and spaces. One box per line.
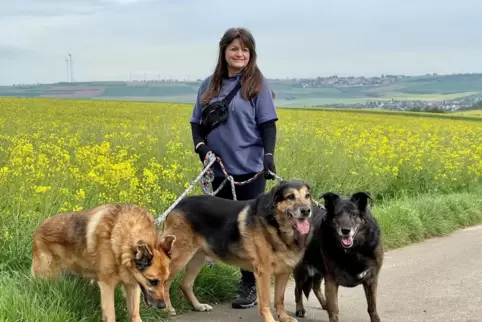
154, 152, 217, 225
154, 151, 283, 225
200, 151, 283, 200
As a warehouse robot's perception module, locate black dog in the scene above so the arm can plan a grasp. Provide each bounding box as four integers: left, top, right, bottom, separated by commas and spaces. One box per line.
293, 191, 384, 322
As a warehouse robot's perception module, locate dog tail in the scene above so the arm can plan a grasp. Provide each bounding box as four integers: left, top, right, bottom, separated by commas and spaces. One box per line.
302, 275, 313, 299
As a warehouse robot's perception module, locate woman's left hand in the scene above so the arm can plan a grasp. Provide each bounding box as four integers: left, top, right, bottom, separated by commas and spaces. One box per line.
263, 154, 276, 180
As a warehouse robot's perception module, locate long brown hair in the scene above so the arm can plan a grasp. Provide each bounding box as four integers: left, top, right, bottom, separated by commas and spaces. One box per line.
201, 27, 269, 105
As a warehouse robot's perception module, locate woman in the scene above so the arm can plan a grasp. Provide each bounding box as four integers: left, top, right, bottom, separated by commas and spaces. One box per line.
189, 27, 278, 309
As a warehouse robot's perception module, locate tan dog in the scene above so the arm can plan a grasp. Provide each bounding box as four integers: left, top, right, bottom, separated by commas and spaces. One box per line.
31, 203, 176, 322
161, 180, 315, 322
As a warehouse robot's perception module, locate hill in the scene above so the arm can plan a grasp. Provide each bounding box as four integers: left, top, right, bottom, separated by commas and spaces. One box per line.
1, 73, 482, 111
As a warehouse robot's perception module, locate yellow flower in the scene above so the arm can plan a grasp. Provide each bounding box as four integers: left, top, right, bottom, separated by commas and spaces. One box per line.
76, 188, 85, 200
35, 185, 52, 193
0, 96, 481, 225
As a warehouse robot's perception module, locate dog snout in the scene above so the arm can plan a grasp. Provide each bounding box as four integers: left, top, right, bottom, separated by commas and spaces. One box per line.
156, 300, 166, 309
341, 228, 351, 235
300, 206, 311, 217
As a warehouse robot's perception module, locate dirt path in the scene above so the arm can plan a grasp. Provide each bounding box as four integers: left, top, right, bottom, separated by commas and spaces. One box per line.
169, 224, 482, 321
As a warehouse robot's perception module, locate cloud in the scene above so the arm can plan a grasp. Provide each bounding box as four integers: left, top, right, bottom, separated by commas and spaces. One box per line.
0, 45, 37, 60
1, 0, 482, 85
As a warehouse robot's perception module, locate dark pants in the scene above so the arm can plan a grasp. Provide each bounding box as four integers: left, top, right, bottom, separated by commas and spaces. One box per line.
211, 172, 266, 285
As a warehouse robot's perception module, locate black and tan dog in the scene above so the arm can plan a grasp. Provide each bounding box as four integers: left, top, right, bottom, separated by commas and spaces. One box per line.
293, 192, 383, 322
161, 180, 315, 322
31, 204, 176, 322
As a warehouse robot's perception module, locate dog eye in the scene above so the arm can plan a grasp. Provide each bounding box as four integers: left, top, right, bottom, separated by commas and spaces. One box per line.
287, 194, 295, 200
305, 193, 310, 199
148, 279, 160, 287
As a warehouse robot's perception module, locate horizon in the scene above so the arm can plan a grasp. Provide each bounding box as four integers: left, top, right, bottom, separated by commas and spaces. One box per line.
2, 0, 482, 86
5, 71, 482, 87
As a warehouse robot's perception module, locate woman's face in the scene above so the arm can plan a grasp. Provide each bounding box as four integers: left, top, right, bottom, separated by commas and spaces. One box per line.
224, 38, 250, 74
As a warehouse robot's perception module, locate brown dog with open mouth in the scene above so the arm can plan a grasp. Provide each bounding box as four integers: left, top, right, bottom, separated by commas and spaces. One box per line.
161, 180, 315, 322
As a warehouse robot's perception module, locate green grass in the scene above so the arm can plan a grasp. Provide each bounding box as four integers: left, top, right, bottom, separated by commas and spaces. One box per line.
1, 97, 482, 321
453, 109, 482, 117
0, 265, 238, 322
1, 190, 481, 322
374, 188, 482, 249
289, 105, 482, 122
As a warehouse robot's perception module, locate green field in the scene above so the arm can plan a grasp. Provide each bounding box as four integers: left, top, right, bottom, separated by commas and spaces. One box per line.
454, 109, 482, 117
2, 73, 482, 108
1, 97, 482, 321
275, 91, 480, 108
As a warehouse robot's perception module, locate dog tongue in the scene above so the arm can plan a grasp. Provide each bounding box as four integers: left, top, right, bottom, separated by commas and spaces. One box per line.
296, 219, 310, 234
342, 237, 353, 247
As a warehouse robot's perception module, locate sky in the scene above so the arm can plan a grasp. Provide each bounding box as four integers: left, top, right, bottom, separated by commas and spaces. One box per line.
1, 0, 482, 85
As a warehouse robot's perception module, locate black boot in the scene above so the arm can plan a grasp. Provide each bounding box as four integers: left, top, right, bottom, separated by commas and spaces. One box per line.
232, 271, 257, 309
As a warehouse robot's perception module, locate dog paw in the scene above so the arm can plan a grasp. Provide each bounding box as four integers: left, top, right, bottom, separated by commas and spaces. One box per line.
166, 308, 176, 316
370, 313, 381, 322
280, 317, 298, 322
194, 303, 213, 312
295, 309, 306, 317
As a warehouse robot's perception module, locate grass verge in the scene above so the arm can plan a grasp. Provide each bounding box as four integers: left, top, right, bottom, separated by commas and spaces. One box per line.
1, 188, 481, 321
0, 262, 239, 322
374, 187, 482, 250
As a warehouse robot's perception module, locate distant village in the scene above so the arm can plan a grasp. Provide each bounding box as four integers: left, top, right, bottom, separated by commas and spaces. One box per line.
278, 74, 482, 112
319, 96, 481, 112
294, 74, 404, 88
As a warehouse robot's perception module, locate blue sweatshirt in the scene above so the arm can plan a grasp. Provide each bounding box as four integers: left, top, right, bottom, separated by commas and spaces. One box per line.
190, 73, 278, 177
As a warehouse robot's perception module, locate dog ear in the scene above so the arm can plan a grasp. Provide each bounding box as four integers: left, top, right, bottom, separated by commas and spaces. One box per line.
260, 182, 284, 209
302, 182, 315, 203
158, 234, 176, 258
134, 240, 153, 271
303, 182, 312, 194
272, 182, 287, 207
350, 192, 372, 211
320, 192, 339, 213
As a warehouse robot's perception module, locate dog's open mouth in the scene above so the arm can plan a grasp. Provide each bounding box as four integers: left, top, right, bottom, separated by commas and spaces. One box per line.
139, 283, 150, 306
295, 218, 310, 234
341, 236, 354, 248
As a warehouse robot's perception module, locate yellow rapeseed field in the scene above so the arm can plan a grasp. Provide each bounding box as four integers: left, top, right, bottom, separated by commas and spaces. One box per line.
2, 96, 482, 322
1, 97, 481, 225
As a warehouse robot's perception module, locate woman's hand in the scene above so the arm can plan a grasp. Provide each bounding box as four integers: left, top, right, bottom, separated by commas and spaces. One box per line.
263, 153, 276, 179
196, 143, 213, 163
